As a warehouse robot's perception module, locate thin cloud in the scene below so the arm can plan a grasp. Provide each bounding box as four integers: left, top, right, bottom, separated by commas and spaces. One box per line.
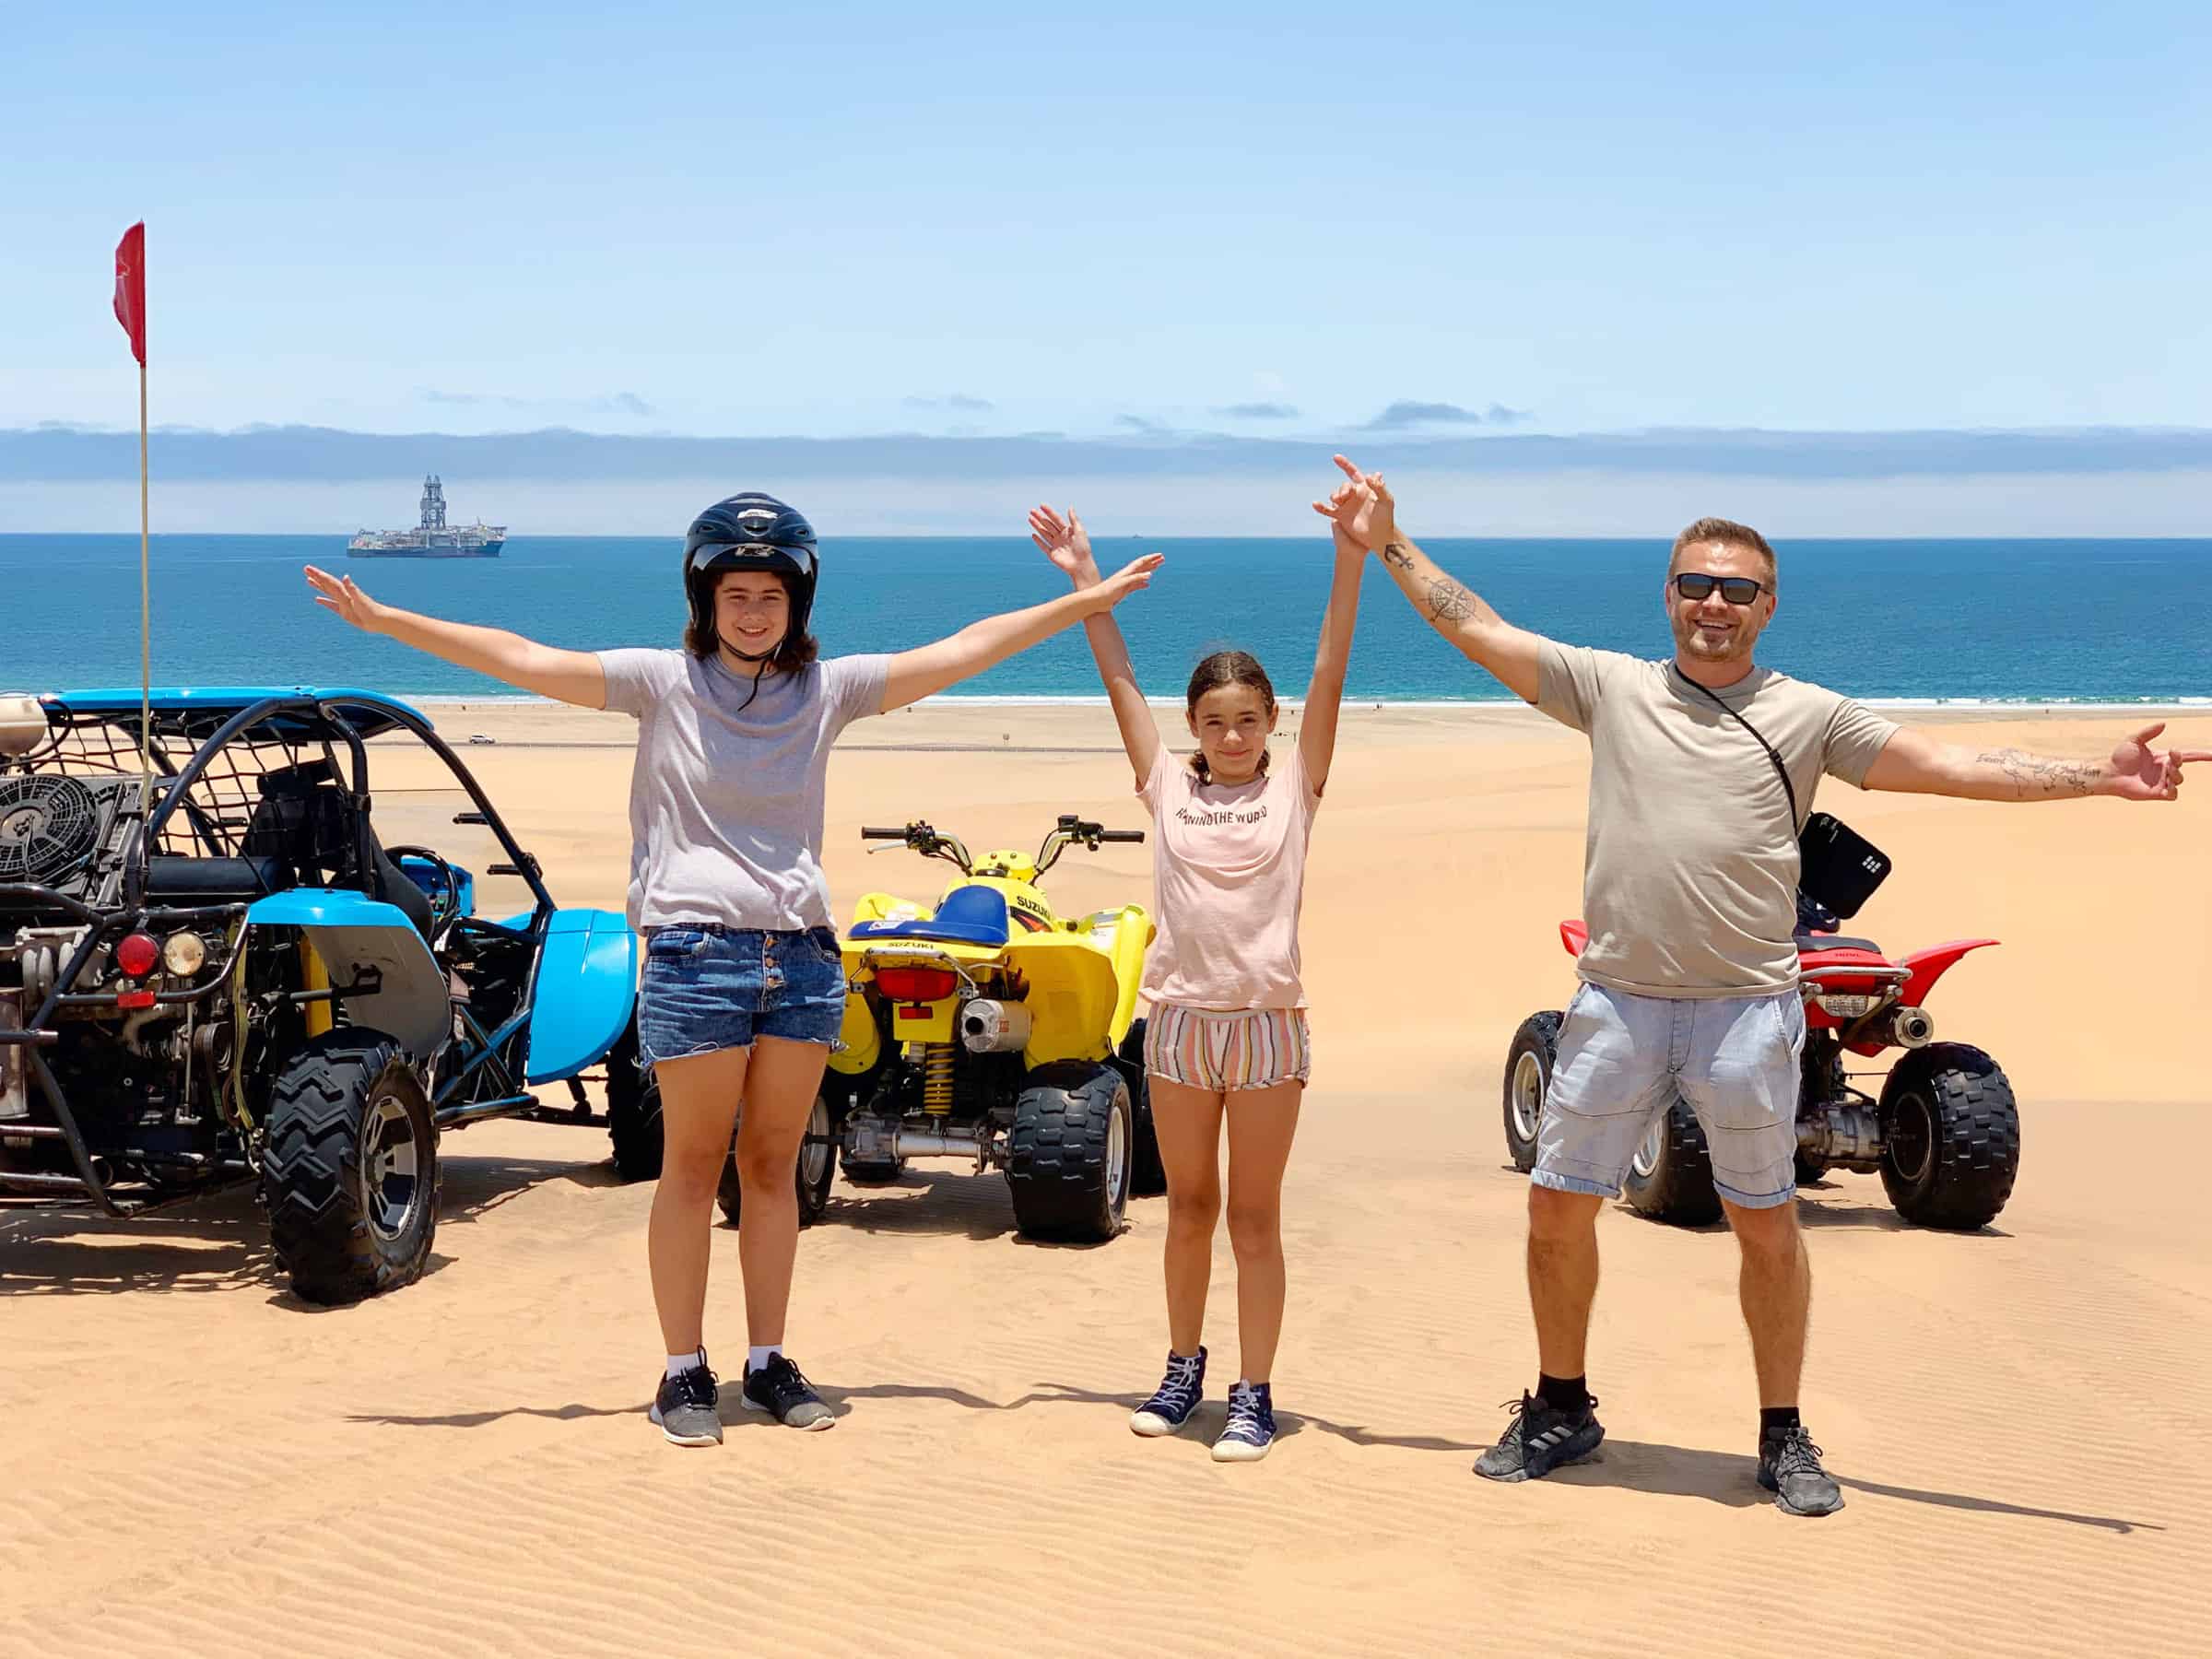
1212, 402, 1301, 419
1364, 400, 1532, 430
1114, 414, 1169, 433
416, 388, 655, 417
7, 424, 2206, 484
904, 394, 994, 412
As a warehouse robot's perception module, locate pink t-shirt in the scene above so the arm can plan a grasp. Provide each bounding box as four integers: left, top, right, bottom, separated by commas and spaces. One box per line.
1137, 744, 1322, 1011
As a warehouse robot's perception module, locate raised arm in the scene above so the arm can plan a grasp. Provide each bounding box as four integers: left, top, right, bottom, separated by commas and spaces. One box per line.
1862, 722, 2210, 802
880, 553, 1160, 713
304, 565, 608, 708
1311, 455, 1548, 706
1297, 524, 1366, 792
1028, 506, 1162, 786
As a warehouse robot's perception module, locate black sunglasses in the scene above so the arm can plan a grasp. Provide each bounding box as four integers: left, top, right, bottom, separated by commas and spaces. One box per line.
1674, 571, 1766, 605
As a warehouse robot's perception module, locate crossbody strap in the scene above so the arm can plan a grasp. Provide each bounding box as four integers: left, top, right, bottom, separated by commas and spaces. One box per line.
1669, 665, 1800, 829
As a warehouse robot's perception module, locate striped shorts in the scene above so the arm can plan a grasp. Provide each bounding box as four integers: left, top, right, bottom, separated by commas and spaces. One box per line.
1143, 1004, 1312, 1092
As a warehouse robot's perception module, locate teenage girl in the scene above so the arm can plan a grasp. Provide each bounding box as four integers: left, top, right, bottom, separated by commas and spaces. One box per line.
309, 493, 1158, 1446
1029, 504, 1361, 1460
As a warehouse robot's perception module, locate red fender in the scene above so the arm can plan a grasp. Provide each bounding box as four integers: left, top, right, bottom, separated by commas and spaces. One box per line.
1897, 937, 2000, 1008
1559, 922, 1996, 1013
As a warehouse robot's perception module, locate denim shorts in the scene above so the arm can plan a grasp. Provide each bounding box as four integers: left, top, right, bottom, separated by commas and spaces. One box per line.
635, 924, 847, 1065
1533, 982, 1806, 1209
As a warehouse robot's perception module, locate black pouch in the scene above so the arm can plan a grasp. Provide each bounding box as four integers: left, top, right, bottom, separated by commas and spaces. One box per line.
1674, 669, 1891, 921
1795, 810, 1891, 920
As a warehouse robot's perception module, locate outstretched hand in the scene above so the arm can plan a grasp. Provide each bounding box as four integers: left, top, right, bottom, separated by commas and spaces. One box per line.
1082, 552, 1163, 613
2106, 723, 2212, 801
1029, 505, 1100, 585
1311, 453, 1398, 549
304, 565, 387, 632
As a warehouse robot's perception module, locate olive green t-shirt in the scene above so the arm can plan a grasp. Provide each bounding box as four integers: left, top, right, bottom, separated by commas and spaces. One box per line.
1535, 643, 1900, 998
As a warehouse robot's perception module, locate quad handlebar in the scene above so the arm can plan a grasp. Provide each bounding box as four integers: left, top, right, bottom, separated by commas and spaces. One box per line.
861, 815, 1144, 877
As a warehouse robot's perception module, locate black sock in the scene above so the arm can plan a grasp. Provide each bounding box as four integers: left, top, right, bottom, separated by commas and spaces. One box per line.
1537, 1373, 1590, 1413
1760, 1406, 1801, 1438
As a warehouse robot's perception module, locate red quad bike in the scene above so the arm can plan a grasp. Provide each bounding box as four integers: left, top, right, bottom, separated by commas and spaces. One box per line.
1502, 918, 2020, 1230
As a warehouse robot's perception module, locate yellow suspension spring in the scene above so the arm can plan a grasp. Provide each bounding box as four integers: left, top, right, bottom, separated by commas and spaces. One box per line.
922, 1042, 956, 1114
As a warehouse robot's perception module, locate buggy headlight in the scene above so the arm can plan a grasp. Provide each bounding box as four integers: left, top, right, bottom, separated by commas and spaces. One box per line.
162, 932, 208, 976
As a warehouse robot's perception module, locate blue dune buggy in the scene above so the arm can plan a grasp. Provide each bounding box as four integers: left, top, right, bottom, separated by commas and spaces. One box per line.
0, 687, 653, 1304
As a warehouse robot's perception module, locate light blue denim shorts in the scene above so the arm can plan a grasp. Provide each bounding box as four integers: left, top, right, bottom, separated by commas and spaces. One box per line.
1534, 982, 1806, 1209
636, 924, 846, 1065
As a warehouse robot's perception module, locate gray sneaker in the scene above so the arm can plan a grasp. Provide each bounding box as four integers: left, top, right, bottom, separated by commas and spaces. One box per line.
649, 1359, 723, 1447
742, 1353, 836, 1430
1474, 1392, 1604, 1482
1759, 1425, 1844, 1516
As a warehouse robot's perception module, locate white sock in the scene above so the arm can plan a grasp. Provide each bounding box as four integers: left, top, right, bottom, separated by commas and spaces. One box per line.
748, 1344, 782, 1373
665, 1348, 706, 1381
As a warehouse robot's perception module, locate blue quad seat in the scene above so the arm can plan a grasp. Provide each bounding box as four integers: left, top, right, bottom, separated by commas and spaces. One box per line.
849, 884, 1012, 947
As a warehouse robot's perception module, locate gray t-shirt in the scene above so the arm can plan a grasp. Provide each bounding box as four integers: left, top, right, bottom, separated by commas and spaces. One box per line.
1536, 643, 1900, 998
595, 649, 889, 932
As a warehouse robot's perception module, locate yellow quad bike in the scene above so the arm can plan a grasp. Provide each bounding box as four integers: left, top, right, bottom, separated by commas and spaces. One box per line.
825, 815, 1160, 1242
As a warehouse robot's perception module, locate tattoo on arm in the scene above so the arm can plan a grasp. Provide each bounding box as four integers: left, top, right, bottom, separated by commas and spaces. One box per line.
1975, 747, 2100, 797
1427, 580, 1476, 624
1381, 537, 1493, 631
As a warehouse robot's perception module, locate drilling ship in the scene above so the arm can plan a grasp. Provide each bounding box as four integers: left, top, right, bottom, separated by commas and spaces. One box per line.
347, 476, 506, 559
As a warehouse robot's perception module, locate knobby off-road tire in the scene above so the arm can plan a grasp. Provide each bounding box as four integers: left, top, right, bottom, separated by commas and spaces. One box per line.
1006, 1061, 1132, 1242
1622, 1099, 1724, 1226
1115, 1019, 1168, 1197
1502, 1012, 1564, 1174
263, 1030, 438, 1305
605, 1018, 665, 1182
717, 1093, 837, 1229
1879, 1044, 2019, 1230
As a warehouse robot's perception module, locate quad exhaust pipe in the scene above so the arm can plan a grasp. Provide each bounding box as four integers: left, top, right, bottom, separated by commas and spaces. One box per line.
1885, 1006, 1936, 1048
959, 998, 1032, 1053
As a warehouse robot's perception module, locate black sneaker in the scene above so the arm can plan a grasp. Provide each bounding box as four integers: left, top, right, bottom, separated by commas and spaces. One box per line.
1473, 1391, 1604, 1482
649, 1359, 722, 1447
742, 1353, 836, 1430
1759, 1425, 1844, 1516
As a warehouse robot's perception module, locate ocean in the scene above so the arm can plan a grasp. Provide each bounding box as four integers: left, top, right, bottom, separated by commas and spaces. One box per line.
2, 534, 2206, 706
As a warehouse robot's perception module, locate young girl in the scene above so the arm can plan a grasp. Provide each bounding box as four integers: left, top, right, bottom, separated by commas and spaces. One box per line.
1028, 504, 1361, 1461
309, 493, 1158, 1448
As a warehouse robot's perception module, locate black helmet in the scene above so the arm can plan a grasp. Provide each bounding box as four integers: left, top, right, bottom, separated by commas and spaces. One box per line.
683, 492, 818, 662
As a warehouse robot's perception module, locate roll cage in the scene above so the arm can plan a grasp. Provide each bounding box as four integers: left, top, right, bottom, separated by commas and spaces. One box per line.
0, 688, 559, 1216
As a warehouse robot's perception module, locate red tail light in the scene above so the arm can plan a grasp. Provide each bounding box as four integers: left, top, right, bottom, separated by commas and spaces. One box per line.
875, 966, 957, 1003
115, 933, 160, 977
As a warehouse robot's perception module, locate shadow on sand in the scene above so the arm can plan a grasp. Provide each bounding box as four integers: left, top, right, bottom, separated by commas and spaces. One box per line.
0, 1151, 612, 1303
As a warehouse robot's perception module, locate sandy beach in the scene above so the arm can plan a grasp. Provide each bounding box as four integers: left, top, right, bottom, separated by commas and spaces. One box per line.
6, 702, 2208, 1658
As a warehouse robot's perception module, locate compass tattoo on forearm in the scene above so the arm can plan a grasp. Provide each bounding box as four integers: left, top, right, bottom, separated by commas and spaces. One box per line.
1427, 580, 1476, 623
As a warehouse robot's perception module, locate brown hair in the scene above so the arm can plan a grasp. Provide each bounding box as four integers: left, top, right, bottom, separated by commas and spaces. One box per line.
1184, 650, 1276, 782
1670, 516, 1778, 585
684, 569, 819, 677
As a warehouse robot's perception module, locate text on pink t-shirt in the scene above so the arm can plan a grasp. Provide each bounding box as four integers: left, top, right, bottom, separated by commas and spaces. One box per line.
1137, 744, 1321, 1010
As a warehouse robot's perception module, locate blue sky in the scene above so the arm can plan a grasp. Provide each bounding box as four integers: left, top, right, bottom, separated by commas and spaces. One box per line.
4, 3, 2207, 532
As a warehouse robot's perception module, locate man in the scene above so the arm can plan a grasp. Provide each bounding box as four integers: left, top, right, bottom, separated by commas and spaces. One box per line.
1314, 456, 2205, 1516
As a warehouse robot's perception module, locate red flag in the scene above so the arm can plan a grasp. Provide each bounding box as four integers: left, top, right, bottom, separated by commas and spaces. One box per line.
113, 222, 146, 366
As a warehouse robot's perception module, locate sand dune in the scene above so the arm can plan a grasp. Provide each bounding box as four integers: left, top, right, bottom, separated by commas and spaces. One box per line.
5, 707, 2207, 1657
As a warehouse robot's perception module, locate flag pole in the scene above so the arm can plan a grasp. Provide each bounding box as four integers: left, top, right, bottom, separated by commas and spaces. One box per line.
112, 220, 152, 823
137, 349, 152, 817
